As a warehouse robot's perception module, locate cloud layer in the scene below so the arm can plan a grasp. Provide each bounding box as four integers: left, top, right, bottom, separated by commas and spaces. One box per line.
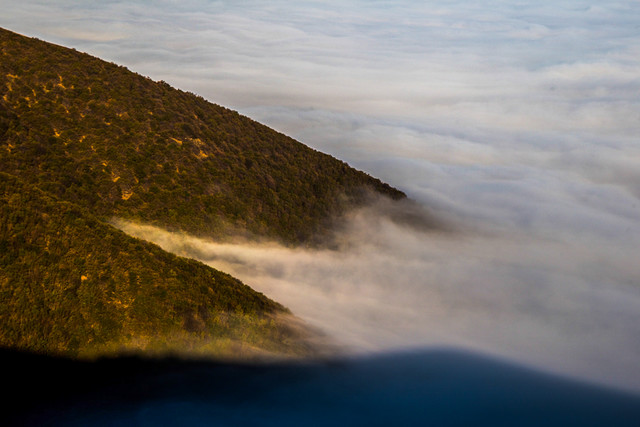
4, 0, 637, 206
115, 211, 640, 392
3, 0, 640, 391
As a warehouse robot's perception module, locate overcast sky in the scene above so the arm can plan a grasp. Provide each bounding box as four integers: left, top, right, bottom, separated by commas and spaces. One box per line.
2, 1, 640, 391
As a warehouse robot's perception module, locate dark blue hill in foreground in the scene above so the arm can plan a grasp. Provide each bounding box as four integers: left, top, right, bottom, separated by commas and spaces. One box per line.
4, 348, 639, 426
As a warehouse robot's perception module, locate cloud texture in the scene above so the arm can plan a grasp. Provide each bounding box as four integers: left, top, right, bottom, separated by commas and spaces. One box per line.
115, 211, 640, 392
2, 0, 640, 391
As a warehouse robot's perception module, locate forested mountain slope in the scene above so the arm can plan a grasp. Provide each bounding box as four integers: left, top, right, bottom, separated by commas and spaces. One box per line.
0, 27, 403, 357
0, 27, 404, 244
0, 173, 310, 357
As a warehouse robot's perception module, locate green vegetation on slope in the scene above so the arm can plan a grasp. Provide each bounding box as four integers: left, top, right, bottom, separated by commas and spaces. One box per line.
0, 27, 405, 358
0, 173, 310, 358
0, 27, 404, 244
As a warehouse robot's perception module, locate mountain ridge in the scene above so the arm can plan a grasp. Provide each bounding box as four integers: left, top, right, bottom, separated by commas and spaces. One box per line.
0, 26, 403, 357
0, 26, 404, 244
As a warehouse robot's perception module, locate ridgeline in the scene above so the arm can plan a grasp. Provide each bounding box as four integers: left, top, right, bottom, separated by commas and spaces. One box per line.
0, 27, 403, 357
0, 27, 404, 243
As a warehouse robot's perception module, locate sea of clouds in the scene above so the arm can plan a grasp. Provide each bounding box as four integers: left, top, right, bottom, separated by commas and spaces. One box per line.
2, 0, 639, 391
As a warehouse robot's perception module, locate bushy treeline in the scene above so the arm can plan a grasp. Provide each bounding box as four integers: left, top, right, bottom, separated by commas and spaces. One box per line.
0, 26, 405, 357
0, 27, 404, 244
0, 173, 310, 357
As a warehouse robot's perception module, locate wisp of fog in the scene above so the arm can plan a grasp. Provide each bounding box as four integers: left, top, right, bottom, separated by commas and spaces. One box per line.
115, 200, 640, 393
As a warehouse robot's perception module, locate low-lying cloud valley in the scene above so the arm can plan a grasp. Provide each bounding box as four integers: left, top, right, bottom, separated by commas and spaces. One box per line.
2, 0, 639, 392
115, 191, 640, 391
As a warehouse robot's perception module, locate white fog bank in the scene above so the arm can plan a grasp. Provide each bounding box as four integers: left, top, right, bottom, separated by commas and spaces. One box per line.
115, 212, 640, 393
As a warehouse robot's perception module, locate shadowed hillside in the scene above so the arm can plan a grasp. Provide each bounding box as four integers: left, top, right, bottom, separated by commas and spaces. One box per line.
4, 348, 640, 427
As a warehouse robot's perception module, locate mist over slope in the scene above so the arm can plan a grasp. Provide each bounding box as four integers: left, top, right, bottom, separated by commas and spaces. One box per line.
0, 173, 312, 358
0, 27, 405, 357
117, 204, 640, 392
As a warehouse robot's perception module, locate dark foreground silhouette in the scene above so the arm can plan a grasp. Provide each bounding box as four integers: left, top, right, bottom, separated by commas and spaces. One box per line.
3, 348, 639, 426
